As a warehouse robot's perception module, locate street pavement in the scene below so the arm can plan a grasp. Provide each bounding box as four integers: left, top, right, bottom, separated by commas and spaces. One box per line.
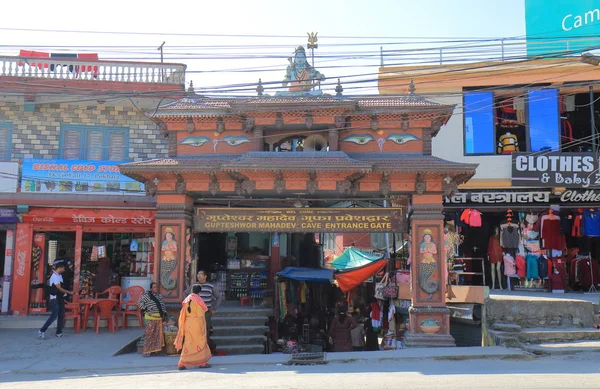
1, 327, 599, 388
2, 353, 600, 389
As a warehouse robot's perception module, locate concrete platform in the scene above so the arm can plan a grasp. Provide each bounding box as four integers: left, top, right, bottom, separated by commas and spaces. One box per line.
523, 340, 600, 355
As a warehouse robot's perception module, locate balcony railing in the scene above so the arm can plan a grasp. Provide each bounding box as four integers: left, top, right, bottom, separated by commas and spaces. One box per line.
0, 56, 186, 85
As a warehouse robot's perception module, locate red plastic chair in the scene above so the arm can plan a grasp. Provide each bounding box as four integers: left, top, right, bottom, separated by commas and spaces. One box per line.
120, 286, 145, 329
95, 286, 121, 300
93, 300, 118, 334
64, 302, 81, 334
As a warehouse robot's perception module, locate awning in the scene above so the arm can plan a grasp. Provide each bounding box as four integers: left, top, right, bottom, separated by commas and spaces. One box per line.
329, 247, 384, 270
334, 259, 387, 292
277, 267, 334, 283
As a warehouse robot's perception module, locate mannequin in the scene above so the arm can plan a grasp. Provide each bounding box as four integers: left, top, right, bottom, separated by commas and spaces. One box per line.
497, 132, 519, 154
488, 228, 503, 290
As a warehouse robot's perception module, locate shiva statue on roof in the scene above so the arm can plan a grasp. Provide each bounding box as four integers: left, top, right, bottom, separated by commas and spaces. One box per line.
282, 46, 325, 93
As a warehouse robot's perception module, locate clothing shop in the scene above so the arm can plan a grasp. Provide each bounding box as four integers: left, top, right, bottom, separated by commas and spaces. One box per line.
10, 207, 155, 316
444, 188, 600, 293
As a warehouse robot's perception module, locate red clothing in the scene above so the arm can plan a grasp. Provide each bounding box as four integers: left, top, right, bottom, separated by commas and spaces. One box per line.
516, 255, 527, 278
541, 218, 564, 250
487, 235, 503, 264
550, 273, 565, 290
572, 214, 582, 237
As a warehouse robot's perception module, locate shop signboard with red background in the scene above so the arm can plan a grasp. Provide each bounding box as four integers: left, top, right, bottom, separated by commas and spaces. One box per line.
10, 208, 155, 315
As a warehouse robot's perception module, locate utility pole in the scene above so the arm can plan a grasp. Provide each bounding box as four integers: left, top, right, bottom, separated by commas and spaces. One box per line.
158, 41, 166, 63
158, 41, 166, 81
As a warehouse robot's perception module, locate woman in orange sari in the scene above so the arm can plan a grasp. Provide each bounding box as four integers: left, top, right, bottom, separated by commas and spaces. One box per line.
174, 284, 212, 370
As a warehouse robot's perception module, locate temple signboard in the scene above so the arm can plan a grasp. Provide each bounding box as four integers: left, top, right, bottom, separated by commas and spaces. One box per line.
194, 208, 404, 233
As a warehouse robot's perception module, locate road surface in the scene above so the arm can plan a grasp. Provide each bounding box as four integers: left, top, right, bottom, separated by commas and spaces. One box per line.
2, 352, 599, 389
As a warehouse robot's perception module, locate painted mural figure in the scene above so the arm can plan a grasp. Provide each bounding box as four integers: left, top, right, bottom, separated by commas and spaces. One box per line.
282, 46, 325, 92
418, 229, 439, 298
160, 227, 178, 292
184, 228, 192, 290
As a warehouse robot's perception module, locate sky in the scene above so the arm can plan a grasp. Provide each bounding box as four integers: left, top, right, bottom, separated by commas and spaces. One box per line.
0, 0, 528, 96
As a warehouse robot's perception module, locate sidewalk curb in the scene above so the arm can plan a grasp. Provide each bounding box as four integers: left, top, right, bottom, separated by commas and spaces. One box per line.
6, 351, 533, 375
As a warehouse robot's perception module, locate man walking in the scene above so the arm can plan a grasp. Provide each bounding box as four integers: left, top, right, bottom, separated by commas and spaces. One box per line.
39, 262, 74, 339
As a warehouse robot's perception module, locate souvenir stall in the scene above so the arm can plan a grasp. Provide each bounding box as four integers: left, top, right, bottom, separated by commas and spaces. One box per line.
275, 267, 336, 353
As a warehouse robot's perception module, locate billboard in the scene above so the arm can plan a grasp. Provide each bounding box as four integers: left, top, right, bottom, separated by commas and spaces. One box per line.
21, 159, 145, 195
525, 0, 600, 57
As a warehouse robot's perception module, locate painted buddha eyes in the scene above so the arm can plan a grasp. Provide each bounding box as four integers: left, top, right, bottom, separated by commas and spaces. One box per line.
386, 134, 421, 145
222, 136, 251, 146
179, 136, 210, 147
341, 134, 375, 145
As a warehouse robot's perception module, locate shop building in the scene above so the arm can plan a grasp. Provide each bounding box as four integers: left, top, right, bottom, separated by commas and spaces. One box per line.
0, 52, 186, 315
380, 57, 600, 293
120, 46, 477, 348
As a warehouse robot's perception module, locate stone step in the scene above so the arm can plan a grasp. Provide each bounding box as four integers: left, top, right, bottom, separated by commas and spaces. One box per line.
0, 315, 143, 330
519, 328, 600, 344
212, 335, 266, 346
212, 325, 270, 337
213, 308, 272, 318
523, 340, 600, 355
212, 316, 269, 327
218, 344, 265, 355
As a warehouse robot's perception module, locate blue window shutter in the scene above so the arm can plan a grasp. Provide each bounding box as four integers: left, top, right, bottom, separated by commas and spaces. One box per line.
106, 130, 128, 161
528, 89, 560, 152
86, 130, 104, 160
464, 92, 495, 155
61, 129, 82, 159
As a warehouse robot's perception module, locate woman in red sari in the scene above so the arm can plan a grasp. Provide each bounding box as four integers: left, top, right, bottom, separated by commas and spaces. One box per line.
174, 284, 212, 370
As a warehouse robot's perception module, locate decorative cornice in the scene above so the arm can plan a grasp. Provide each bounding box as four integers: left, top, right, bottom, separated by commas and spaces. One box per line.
411, 204, 444, 220
156, 203, 194, 220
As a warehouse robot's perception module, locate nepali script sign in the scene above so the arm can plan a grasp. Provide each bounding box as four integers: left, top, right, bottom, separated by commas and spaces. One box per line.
194, 208, 403, 233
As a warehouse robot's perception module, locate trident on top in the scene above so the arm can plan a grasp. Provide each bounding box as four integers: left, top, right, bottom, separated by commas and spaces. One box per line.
307, 32, 318, 67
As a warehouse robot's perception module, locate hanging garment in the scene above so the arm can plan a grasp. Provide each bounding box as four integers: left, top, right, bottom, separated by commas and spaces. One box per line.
537, 256, 549, 279
526, 254, 540, 279
563, 95, 576, 112
488, 235, 503, 264
541, 218, 564, 250
525, 213, 540, 231
582, 210, 600, 237
460, 209, 471, 225
498, 99, 519, 128
572, 213, 583, 237
579, 258, 600, 289
469, 210, 482, 227
560, 211, 574, 235
516, 255, 527, 278
501, 225, 520, 249
514, 96, 526, 124
503, 254, 516, 276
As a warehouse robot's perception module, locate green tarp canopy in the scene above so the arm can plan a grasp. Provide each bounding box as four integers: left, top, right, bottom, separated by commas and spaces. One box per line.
329, 247, 384, 271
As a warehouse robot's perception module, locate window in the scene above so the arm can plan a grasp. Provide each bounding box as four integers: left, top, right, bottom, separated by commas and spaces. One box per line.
0, 122, 12, 161
322, 233, 337, 251
463, 89, 560, 155
59, 125, 129, 161
528, 89, 560, 152
464, 92, 495, 155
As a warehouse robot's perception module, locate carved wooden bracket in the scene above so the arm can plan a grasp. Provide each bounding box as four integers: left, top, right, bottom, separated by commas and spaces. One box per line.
307, 171, 318, 194
208, 172, 220, 196
244, 117, 255, 133
337, 172, 364, 196
442, 176, 458, 197
380, 172, 391, 197
216, 117, 225, 134
175, 173, 186, 194
275, 112, 284, 129
334, 115, 346, 129
186, 117, 195, 134
274, 171, 285, 194
158, 122, 169, 139
415, 173, 426, 195
228, 172, 255, 196
145, 181, 157, 197
305, 111, 314, 129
